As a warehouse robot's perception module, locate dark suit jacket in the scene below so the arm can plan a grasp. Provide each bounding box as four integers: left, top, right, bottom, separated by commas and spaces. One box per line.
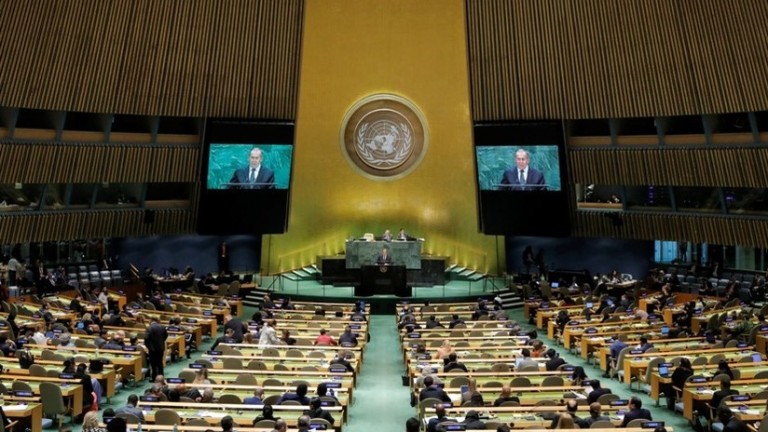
711, 389, 738, 409
144, 322, 168, 353
500, 167, 546, 190
587, 388, 612, 404
724, 417, 750, 432
420, 386, 451, 402
229, 166, 275, 189
376, 253, 392, 265
620, 408, 652, 427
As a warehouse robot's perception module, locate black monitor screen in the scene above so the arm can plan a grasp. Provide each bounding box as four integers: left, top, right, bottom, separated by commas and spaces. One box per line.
198, 120, 294, 234
473, 122, 570, 236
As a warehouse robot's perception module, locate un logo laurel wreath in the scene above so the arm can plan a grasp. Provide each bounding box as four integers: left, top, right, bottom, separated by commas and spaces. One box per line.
341, 94, 428, 180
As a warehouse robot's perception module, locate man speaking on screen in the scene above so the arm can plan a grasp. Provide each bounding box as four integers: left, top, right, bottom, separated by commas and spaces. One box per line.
229, 147, 275, 189
500, 148, 546, 191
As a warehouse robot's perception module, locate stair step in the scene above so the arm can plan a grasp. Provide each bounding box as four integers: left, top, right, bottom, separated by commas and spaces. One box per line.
292, 269, 310, 278
467, 273, 485, 281
445, 264, 458, 272
282, 273, 300, 281
458, 269, 476, 277
452, 267, 467, 274
303, 266, 320, 275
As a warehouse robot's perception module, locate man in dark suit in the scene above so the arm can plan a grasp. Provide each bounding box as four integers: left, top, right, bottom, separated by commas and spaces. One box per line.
711, 377, 739, 411
587, 380, 612, 404
376, 248, 392, 265
500, 148, 546, 190
144, 316, 168, 380
620, 396, 652, 427
228, 147, 275, 189
426, 404, 454, 432
217, 241, 229, 273
419, 376, 451, 402
718, 406, 749, 432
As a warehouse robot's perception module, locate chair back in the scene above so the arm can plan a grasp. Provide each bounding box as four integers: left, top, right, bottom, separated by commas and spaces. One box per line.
253, 420, 276, 428
116, 413, 142, 425
509, 377, 530, 387
759, 414, 768, 432
155, 408, 181, 425
597, 393, 619, 405
28, 364, 47, 377
590, 420, 614, 429
235, 374, 257, 386
644, 357, 665, 383
218, 394, 242, 404
248, 360, 268, 370
626, 419, 650, 428
491, 363, 510, 373
11, 381, 32, 392
540, 376, 564, 387
262, 394, 281, 406
222, 358, 243, 370
39, 382, 66, 416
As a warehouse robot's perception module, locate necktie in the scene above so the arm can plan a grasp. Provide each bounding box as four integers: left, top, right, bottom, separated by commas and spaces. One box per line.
249, 168, 255, 183
519, 169, 525, 184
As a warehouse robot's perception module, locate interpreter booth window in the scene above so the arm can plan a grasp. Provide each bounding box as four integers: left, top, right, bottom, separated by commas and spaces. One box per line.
94, 183, 141, 208
576, 184, 622, 209
674, 187, 722, 212
624, 186, 672, 211
723, 188, 768, 215
69, 184, 95, 209
0, 183, 43, 211
42, 183, 66, 210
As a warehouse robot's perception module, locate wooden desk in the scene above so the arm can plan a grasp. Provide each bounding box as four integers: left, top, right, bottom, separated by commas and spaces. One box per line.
137, 401, 344, 429
650, 361, 768, 404
0, 359, 117, 398
24, 344, 144, 381
0, 375, 83, 415
3, 402, 43, 432
682, 378, 768, 420
623, 346, 757, 385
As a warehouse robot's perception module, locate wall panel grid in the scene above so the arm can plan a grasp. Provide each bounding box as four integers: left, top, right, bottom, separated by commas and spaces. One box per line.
573, 211, 768, 248
0, 0, 304, 118
0, 142, 199, 184
466, 0, 768, 120
567, 147, 768, 187
0, 209, 195, 243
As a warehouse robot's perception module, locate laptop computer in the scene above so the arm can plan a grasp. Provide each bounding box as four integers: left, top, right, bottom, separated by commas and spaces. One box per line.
658, 364, 670, 378
586, 302, 593, 309
660, 326, 669, 337
753, 353, 762, 363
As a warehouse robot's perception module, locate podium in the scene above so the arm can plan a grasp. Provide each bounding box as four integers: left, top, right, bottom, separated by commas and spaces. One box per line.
355, 265, 410, 297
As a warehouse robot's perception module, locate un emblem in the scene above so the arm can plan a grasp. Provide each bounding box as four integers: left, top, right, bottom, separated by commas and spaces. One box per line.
341, 94, 428, 179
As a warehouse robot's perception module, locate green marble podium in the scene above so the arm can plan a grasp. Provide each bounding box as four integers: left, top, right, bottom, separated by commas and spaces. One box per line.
345, 240, 422, 269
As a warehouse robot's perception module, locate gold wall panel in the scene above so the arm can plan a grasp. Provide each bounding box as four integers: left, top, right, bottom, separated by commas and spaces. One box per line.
574, 211, 768, 248
467, 0, 768, 120
0, 0, 303, 118
568, 146, 768, 187
0, 142, 199, 184
263, 0, 500, 275
0, 209, 194, 243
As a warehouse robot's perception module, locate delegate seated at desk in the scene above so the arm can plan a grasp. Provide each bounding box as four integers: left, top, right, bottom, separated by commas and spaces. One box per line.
376, 248, 392, 265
